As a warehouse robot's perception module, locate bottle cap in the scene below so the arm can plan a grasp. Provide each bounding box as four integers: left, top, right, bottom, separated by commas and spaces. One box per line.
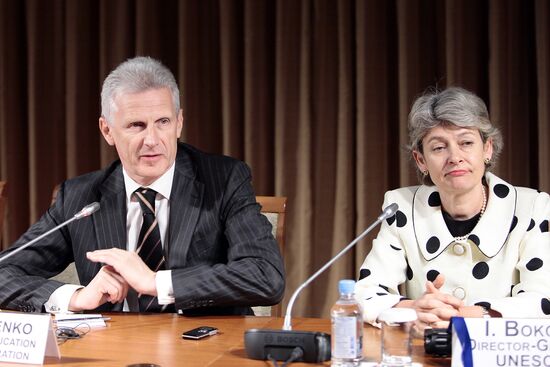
338, 279, 356, 294
378, 307, 417, 323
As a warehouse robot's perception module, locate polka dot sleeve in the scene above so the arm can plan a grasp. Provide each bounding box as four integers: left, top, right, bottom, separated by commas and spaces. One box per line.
483, 190, 550, 318
355, 190, 410, 325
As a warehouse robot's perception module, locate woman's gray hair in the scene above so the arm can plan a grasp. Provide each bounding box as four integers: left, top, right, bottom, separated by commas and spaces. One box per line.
408, 86, 503, 185
101, 56, 180, 123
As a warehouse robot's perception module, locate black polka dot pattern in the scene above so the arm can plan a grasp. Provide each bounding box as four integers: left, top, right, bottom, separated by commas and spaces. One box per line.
509, 216, 518, 233
376, 292, 388, 296
475, 301, 491, 309
527, 219, 535, 231
493, 184, 510, 198
542, 299, 550, 315
472, 262, 489, 279
540, 220, 549, 233
426, 237, 440, 254
359, 269, 371, 280
386, 215, 396, 226
468, 234, 480, 246
426, 270, 439, 282
390, 244, 401, 251
428, 192, 441, 207
379, 284, 390, 292
406, 263, 413, 280
396, 211, 407, 227
526, 258, 543, 271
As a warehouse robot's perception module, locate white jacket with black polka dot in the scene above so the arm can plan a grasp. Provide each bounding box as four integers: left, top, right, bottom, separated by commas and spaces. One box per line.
356, 172, 550, 325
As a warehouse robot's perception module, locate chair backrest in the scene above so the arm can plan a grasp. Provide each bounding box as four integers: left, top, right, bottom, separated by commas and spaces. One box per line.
254, 196, 287, 317
256, 196, 287, 256
51, 183, 60, 206
0, 181, 7, 249
49, 184, 80, 284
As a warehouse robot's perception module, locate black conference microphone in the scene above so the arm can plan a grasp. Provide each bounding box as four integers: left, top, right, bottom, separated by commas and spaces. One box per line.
0, 202, 101, 263
244, 203, 399, 363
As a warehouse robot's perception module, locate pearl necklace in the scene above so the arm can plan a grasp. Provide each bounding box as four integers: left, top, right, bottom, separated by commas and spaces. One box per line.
454, 185, 487, 242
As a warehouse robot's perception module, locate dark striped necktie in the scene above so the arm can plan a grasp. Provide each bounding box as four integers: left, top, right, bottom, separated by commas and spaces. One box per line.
134, 187, 165, 312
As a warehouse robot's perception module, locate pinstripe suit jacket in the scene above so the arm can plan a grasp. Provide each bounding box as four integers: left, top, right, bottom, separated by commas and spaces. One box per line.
0, 143, 285, 315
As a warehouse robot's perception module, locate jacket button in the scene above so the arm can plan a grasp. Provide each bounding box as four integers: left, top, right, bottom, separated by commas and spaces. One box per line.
453, 243, 465, 255
453, 287, 466, 300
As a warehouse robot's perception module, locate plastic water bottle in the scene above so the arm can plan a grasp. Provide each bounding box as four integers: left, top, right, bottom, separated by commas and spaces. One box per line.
331, 279, 363, 366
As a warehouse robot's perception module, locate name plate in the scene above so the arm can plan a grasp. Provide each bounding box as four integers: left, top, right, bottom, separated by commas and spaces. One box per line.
0, 312, 60, 364
451, 317, 550, 367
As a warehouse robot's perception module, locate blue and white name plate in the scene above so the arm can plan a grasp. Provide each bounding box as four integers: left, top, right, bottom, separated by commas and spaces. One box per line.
451, 317, 550, 367
0, 311, 60, 364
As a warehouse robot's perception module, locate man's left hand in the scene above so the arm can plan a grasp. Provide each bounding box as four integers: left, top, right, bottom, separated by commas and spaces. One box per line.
86, 248, 157, 296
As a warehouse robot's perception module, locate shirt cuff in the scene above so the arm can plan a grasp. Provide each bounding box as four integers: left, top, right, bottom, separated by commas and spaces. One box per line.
156, 270, 175, 305
44, 284, 84, 313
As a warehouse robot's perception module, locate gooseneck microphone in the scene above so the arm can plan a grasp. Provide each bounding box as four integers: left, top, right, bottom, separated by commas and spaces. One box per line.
244, 203, 399, 363
283, 202, 398, 330
0, 202, 100, 263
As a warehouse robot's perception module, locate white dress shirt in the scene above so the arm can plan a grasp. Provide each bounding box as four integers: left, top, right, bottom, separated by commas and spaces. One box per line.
45, 164, 176, 313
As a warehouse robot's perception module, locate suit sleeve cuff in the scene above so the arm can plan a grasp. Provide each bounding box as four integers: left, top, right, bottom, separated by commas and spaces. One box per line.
44, 284, 84, 313
156, 270, 175, 304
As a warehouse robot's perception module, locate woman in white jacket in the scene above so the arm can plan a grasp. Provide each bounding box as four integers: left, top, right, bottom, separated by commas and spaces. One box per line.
356, 87, 550, 331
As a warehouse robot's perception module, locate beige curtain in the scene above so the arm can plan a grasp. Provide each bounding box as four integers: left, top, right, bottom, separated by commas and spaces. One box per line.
1, 0, 548, 318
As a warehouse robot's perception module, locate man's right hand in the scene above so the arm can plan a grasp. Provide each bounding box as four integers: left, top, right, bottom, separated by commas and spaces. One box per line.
68, 265, 129, 311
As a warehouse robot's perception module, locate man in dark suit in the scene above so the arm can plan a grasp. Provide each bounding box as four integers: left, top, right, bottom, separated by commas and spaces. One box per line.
0, 56, 285, 315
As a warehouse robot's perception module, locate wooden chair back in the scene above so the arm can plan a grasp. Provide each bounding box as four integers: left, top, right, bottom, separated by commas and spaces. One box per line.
257, 196, 287, 256
0, 181, 6, 249
254, 196, 287, 317
49, 184, 80, 283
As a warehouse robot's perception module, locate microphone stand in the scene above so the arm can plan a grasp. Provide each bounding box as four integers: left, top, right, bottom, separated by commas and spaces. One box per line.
244, 203, 398, 363
0, 202, 100, 263
283, 203, 398, 330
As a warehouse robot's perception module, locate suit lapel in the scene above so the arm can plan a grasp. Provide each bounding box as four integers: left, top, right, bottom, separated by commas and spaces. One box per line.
95, 166, 127, 250
166, 149, 203, 268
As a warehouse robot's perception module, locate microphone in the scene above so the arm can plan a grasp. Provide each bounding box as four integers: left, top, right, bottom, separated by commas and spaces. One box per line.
0, 202, 101, 263
244, 203, 399, 363
74, 202, 101, 219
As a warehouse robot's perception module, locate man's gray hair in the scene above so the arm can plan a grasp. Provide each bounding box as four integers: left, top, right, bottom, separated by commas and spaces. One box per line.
101, 56, 180, 123
408, 86, 503, 185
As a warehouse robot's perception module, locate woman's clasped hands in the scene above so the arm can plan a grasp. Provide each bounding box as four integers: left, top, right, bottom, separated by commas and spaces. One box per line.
396, 274, 470, 332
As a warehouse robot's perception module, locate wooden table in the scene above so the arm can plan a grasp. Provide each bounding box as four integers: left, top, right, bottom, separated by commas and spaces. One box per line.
7, 314, 450, 366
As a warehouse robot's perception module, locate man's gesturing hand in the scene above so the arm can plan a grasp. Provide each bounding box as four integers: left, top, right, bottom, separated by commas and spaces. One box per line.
68, 265, 128, 311
86, 248, 157, 296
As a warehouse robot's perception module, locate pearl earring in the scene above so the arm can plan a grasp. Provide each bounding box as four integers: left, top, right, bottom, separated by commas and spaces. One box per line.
484, 158, 490, 165
423, 170, 429, 176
